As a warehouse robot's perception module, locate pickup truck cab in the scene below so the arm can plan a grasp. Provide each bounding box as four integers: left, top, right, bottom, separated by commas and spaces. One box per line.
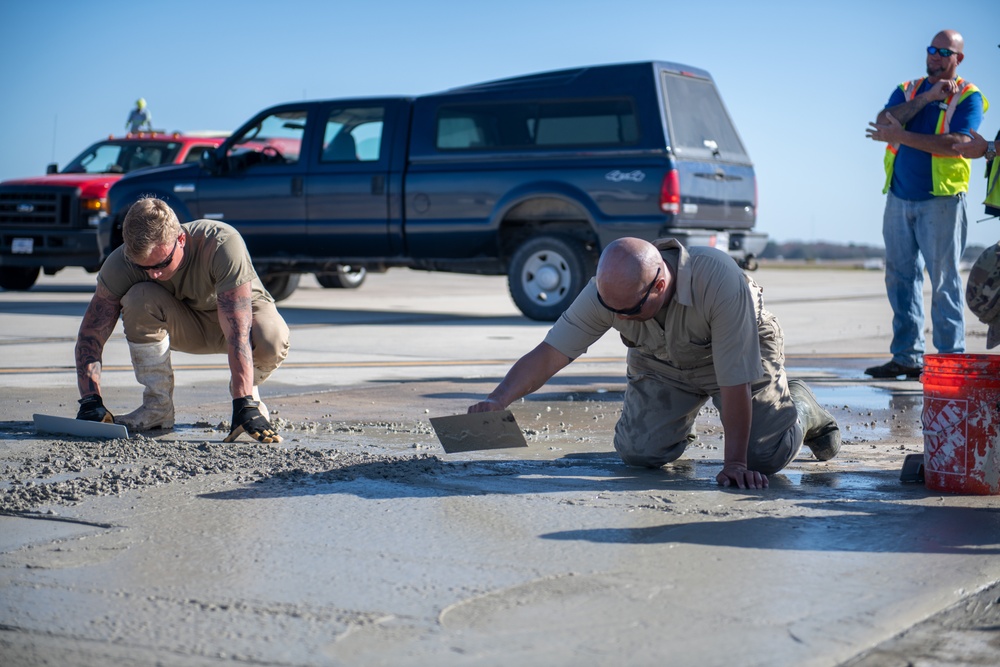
0, 131, 227, 290
106, 62, 765, 320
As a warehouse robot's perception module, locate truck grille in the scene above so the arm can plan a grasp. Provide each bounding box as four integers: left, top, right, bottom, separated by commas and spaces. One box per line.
0, 187, 76, 228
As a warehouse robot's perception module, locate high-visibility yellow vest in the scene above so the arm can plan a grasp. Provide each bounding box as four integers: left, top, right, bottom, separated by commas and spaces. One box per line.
985, 157, 1000, 214
882, 77, 989, 196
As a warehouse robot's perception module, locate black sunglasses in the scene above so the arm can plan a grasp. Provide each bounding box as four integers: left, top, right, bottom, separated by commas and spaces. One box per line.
131, 237, 178, 271
927, 46, 959, 58
596, 267, 661, 316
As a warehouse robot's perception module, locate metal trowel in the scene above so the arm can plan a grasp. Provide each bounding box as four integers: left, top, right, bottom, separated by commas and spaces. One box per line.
33, 413, 129, 440
429, 410, 528, 453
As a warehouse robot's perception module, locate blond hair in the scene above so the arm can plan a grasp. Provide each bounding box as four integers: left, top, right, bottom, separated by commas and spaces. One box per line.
122, 197, 182, 262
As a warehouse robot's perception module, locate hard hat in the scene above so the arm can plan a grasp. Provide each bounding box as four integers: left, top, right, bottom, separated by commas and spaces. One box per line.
137, 98, 146, 109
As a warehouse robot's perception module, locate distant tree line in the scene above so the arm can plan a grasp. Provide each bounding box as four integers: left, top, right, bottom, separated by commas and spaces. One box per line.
759, 241, 986, 263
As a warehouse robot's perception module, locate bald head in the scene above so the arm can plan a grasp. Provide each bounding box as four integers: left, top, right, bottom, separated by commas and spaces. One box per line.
597, 238, 660, 289
935, 29, 964, 53
594, 238, 671, 317
927, 30, 965, 80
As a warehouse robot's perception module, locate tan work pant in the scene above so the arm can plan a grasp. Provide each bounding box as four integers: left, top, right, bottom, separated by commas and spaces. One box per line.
614, 316, 801, 475
120, 282, 290, 383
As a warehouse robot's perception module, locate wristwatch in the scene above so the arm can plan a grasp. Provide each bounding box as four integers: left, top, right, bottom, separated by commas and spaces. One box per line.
986, 140, 997, 161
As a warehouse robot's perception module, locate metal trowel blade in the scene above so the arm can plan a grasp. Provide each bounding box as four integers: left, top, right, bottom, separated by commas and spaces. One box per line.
429, 410, 528, 453
33, 413, 129, 440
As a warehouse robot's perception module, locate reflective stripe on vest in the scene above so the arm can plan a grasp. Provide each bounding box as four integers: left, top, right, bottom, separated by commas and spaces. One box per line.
881, 77, 989, 196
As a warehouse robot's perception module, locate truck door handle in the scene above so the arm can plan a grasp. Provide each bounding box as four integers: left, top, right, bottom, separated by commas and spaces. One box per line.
695, 170, 739, 182
292, 176, 303, 197
371, 174, 385, 195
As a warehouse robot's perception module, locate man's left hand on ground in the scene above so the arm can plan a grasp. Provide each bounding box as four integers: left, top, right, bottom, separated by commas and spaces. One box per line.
224, 396, 282, 444
716, 463, 768, 489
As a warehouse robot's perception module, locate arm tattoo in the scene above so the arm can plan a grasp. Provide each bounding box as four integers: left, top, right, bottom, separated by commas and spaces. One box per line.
218, 286, 254, 372
75, 289, 122, 396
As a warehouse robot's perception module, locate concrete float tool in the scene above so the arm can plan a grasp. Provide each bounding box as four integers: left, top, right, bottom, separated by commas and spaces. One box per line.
33, 414, 129, 439
429, 410, 527, 453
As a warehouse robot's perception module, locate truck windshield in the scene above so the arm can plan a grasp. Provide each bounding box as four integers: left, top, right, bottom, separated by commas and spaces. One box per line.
229, 111, 306, 163
62, 141, 181, 174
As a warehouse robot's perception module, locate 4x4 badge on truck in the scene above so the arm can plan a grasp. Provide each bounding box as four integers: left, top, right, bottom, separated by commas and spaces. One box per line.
605, 170, 645, 183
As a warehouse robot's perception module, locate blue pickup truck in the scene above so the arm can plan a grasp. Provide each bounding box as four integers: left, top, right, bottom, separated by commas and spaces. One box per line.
106, 61, 766, 320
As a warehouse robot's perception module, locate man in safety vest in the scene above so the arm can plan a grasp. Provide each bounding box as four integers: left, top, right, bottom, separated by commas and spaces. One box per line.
864, 29, 986, 379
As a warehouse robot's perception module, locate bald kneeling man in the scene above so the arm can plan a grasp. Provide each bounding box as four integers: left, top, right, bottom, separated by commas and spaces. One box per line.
469, 237, 841, 489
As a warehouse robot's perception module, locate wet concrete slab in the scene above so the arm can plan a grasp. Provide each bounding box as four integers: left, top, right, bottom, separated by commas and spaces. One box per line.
1, 268, 998, 666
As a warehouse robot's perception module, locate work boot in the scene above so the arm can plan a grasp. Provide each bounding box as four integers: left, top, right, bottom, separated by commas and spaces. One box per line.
118, 338, 175, 431
864, 360, 922, 379
788, 379, 840, 461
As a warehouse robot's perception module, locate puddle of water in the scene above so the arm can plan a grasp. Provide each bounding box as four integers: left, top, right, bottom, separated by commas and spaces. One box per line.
810, 384, 923, 413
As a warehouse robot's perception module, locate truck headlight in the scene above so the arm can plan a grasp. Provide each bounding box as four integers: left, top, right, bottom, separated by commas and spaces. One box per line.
81, 198, 108, 227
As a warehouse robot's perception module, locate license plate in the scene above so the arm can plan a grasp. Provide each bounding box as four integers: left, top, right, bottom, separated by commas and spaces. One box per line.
12, 238, 34, 254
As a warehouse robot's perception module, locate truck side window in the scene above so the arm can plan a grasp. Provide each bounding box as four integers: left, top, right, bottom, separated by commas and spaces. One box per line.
321, 107, 385, 163
535, 100, 638, 146
435, 99, 638, 150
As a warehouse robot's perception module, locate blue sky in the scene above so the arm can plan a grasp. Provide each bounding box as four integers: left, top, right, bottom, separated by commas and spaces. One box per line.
2, 0, 998, 248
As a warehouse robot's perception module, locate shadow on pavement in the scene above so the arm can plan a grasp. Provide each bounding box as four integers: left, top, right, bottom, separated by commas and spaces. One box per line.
0, 301, 90, 317
540, 500, 1000, 555
278, 306, 535, 327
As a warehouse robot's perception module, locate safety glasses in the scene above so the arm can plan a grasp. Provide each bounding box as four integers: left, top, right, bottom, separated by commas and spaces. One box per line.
131, 237, 178, 271
927, 46, 959, 58
596, 267, 661, 316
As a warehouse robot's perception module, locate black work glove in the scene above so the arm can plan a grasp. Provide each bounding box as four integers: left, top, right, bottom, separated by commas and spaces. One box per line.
223, 396, 282, 444
77, 395, 115, 423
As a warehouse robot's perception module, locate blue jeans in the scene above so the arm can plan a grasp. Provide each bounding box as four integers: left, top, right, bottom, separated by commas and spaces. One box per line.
881, 191, 968, 366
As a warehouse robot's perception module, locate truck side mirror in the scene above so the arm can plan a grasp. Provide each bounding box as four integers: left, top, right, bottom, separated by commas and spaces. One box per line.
46, 163, 58, 174
200, 148, 225, 174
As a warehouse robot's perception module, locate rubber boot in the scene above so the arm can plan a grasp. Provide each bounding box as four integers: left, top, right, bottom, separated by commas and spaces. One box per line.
118, 338, 175, 431
788, 379, 840, 461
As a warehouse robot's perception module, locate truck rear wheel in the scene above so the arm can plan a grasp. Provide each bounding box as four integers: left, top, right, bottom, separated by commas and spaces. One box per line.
508, 235, 594, 321
0, 266, 40, 291
316, 265, 367, 289
262, 273, 300, 302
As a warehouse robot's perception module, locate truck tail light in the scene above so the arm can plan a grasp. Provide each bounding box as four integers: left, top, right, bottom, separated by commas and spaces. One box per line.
659, 169, 680, 214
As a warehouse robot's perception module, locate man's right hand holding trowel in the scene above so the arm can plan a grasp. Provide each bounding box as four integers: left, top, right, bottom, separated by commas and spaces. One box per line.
76, 395, 115, 424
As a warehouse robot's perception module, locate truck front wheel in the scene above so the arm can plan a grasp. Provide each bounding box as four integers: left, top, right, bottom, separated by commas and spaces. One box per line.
261, 273, 301, 302
316, 265, 367, 289
0, 266, 40, 291
508, 235, 594, 321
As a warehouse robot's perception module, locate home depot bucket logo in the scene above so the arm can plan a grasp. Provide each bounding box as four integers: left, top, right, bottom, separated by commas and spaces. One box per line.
922, 397, 968, 476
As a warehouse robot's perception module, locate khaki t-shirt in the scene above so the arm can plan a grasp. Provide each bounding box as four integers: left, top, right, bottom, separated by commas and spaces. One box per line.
98, 220, 271, 309
544, 240, 767, 387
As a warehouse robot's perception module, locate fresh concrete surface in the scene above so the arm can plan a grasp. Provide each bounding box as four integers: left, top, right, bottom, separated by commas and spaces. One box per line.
1, 266, 998, 667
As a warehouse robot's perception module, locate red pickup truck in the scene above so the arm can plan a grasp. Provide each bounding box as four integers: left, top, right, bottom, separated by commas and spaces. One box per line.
0, 131, 227, 290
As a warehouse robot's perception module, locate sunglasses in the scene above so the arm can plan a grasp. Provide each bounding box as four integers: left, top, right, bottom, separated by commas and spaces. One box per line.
927, 46, 959, 57
131, 237, 178, 271
596, 267, 661, 316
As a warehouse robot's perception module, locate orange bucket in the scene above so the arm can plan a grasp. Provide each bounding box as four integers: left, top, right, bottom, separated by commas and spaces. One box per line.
921, 354, 1000, 494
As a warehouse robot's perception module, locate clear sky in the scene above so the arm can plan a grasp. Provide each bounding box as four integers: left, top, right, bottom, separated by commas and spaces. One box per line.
2, 0, 998, 248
